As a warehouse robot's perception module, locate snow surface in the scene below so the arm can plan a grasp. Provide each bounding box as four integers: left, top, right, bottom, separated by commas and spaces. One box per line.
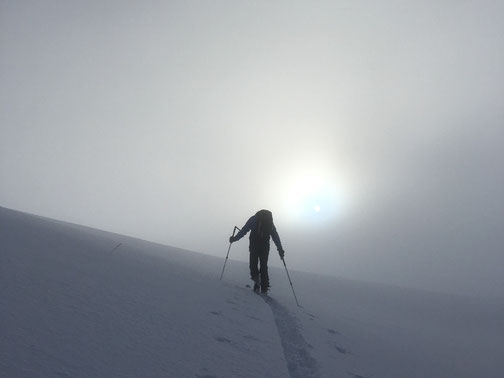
1, 206, 503, 378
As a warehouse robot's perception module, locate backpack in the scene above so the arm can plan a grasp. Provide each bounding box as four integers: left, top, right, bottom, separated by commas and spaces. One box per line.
254, 209, 273, 241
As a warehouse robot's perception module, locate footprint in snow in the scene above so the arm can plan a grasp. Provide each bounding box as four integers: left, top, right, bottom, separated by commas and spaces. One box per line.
242, 334, 260, 341
334, 345, 350, 354
209, 311, 221, 316
328, 328, 340, 335
347, 372, 367, 378
214, 336, 232, 344
196, 367, 219, 378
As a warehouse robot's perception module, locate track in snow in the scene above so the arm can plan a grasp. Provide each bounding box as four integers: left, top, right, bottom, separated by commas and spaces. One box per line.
261, 295, 320, 378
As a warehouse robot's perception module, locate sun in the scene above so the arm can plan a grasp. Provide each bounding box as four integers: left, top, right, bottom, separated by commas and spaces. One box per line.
278, 165, 349, 225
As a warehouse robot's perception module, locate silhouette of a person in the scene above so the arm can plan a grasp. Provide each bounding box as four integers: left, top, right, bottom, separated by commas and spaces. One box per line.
230, 209, 284, 293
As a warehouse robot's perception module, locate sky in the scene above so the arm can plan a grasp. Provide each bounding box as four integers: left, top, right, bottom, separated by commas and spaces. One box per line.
1, 0, 503, 297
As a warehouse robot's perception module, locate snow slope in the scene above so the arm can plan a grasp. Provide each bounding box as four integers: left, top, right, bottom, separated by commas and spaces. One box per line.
1, 206, 503, 378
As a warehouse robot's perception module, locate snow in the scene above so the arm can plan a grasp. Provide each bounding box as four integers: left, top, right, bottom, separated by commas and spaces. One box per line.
1, 206, 503, 377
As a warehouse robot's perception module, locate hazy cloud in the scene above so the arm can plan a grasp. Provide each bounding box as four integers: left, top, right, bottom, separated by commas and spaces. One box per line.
1, 0, 503, 297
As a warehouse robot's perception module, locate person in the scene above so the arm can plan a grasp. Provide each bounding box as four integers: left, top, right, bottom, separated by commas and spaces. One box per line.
229, 209, 285, 294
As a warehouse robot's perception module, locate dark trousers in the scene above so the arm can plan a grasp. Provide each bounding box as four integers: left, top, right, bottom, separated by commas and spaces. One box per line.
249, 247, 269, 288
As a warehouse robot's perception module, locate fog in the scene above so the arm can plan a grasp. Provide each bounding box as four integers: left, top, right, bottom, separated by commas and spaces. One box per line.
1, 1, 503, 297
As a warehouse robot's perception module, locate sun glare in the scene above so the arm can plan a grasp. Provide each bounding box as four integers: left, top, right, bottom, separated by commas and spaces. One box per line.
278, 164, 349, 225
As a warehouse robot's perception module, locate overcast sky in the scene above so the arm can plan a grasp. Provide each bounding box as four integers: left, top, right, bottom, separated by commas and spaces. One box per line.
1, 0, 503, 297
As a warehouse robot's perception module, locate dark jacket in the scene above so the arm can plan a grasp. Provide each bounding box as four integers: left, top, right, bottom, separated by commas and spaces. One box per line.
234, 215, 283, 251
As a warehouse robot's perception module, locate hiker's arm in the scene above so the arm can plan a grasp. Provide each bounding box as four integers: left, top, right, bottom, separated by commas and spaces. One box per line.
231, 216, 254, 242
271, 225, 283, 252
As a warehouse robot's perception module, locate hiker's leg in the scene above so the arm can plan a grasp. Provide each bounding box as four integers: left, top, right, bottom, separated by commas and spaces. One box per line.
259, 248, 270, 290
249, 249, 259, 281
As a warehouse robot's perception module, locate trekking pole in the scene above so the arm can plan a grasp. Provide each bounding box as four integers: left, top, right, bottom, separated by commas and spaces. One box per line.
282, 257, 301, 307
220, 226, 240, 280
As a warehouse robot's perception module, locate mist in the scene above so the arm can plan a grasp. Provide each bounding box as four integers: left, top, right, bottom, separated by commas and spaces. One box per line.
1, 0, 503, 297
